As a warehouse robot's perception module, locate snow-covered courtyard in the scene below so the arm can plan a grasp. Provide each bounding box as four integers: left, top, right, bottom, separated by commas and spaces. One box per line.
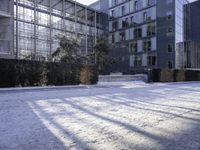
0, 81, 200, 150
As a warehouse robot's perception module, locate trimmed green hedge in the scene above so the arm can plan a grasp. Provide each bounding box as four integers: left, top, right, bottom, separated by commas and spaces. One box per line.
151, 69, 200, 82
0, 59, 98, 87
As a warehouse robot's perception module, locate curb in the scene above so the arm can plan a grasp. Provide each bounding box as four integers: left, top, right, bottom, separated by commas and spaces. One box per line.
0, 84, 98, 93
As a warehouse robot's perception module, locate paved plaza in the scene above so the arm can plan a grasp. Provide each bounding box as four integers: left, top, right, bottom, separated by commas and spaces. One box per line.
0, 82, 200, 150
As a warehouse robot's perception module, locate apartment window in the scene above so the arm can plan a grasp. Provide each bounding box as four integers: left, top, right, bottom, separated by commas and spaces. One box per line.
96, 15, 100, 24
112, 21, 118, 31
167, 27, 173, 34
120, 32, 126, 41
112, 34, 115, 43
168, 61, 173, 68
143, 10, 151, 22
134, 28, 142, 38
167, 44, 173, 52
143, 12, 147, 22
135, 56, 142, 66
147, 10, 151, 21
147, 0, 150, 6
131, 14, 140, 25
147, 0, 156, 6
130, 42, 138, 53
112, 0, 117, 6
131, 16, 135, 25
122, 18, 129, 28
167, 11, 173, 20
134, 1, 138, 11
143, 40, 151, 51
111, 10, 115, 17
167, 27, 173, 33
122, 20, 126, 28
121, 6, 125, 15
147, 23, 156, 36
125, 18, 129, 27
148, 56, 156, 66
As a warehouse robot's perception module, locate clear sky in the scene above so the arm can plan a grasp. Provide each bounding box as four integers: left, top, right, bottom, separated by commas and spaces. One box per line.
76, 0, 98, 5
77, 0, 198, 5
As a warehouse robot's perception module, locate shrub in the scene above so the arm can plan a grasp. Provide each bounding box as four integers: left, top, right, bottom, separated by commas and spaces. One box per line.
151, 69, 200, 82
175, 70, 186, 82
80, 65, 98, 85
0, 60, 15, 87
151, 69, 161, 82
160, 69, 174, 82
186, 70, 199, 81
40, 63, 48, 86
0, 59, 98, 87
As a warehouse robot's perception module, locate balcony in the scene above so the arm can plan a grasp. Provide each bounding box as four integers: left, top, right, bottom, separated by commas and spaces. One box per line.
0, 11, 11, 18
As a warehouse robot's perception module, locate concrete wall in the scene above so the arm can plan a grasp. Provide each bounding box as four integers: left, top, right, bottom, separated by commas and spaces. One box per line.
0, 0, 14, 58
184, 1, 200, 69
89, 0, 109, 14
186, 0, 200, 43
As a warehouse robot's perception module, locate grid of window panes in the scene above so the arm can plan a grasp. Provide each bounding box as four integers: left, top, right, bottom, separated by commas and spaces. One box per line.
14, 0, 104, 60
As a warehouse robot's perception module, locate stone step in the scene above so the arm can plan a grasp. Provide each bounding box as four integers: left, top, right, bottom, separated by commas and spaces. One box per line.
98, 74, 148, 82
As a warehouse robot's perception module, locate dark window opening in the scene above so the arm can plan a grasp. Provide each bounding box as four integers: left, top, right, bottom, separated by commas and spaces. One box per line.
120, 32, 126, 41
167, 44, 173, 52
130, 42, 138, 53
148, 56, 156, 66
134, 28, 142, 38
168, 61, 173, 68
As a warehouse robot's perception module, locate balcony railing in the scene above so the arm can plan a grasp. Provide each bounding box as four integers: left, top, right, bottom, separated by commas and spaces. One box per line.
0, 11, 11, 18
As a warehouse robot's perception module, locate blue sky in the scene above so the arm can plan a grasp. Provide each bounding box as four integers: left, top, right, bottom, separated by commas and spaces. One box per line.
77, 0, 198, 5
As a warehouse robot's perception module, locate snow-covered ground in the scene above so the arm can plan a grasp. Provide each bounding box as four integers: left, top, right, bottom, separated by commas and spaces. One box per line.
0, 81, 200, 150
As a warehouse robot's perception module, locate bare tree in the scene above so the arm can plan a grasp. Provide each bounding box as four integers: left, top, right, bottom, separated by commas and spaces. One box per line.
52, 34, 81, 63
94, 34, 109, 70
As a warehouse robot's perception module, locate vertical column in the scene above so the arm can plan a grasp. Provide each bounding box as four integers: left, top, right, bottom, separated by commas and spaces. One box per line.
34, 0, 37, 60
94, 11, 97, 45
94, 11, 97, 64
187, 3, 191, 68
62, 0, 65, 32
85, 7, 88, 55
11, 0, 14, 56
15, 0, 19, 59
49, 0, 52, 60
191, 43, 193, 68
75, 0, 77, 37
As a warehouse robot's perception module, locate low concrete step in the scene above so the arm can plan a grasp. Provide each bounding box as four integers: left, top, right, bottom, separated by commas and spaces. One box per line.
99, 74, 147, 82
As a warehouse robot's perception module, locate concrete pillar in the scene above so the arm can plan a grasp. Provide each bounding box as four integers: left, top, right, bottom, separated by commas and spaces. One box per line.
85, 7, 88, 55
49, 0, 52, 60
62, 0, 65, 32
34, 0, 37, 59
16, 0, 19, 59
94, 11, 97, 45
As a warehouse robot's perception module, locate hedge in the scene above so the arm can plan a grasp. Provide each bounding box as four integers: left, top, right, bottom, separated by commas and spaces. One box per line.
0, 59, 98, 87
151, 69, 200, 82
80, 66, 98, 85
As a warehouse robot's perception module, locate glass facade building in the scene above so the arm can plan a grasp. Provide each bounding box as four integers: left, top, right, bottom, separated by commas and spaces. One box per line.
0, 0, 107, 61
1, 0, 197, 73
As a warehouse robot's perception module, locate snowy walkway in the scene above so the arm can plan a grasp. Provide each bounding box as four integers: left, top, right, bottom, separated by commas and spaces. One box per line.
0, 82, 200, 150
